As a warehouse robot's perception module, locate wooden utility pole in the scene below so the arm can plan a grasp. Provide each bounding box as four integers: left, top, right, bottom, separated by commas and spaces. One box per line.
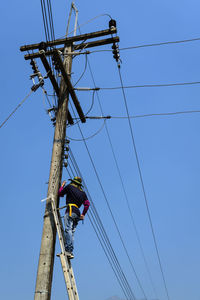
20, 16, 119, 300
34, 45, 72, 300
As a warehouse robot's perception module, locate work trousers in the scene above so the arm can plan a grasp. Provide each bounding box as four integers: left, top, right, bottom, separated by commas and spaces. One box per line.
64, 212, 79, 253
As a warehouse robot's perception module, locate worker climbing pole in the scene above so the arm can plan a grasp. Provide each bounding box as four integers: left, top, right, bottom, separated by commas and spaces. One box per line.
58, 176, 90, 259
20, 8, 119, 299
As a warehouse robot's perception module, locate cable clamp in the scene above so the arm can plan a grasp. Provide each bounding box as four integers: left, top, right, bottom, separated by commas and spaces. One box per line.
31, 80, 44, 92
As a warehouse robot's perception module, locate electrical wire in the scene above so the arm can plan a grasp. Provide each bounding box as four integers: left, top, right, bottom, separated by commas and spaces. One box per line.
110, 110, 200, 119
85, 90, 96, 116
67, 119, 106, 141
42, 88, 52, 107
0, 89, 33, 129
73, 54, 88, 86
37, 10, 137, 297
119, 37, 200, 50
99, 81, 200, 90
46, 0, 55, 42
40, 0, 57, 79
64, 158, 135, 300
86, 61, 158, 299
40, 0, 51, 42
73, 20, 151, 299
69, 107, 200, 140
67, 89, 96, 128
66, 151, 136, 300
57, 13, 112, 39
69, 100, 148, 300
117, 65, 170, 300
67, 159, 133, 300
89, 36, 200, 53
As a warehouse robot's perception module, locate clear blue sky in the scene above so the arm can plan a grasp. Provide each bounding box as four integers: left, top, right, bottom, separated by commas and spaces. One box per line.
1, 1, 200, 300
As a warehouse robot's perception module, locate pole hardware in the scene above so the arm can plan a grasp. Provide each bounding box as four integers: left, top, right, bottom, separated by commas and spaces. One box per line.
112, 42, 120, 62
65, 146, 69, 152
31, 80, 44, 92
47, 106, 58, 126
20, 27, 117, 52
39, 50, 60, 96
24, 36, 120, 60
39, 50, 74, 125
38, 41, 47, 52
109, 19, 117, 30
53, 49, 86, 123
30, 59, 44, 85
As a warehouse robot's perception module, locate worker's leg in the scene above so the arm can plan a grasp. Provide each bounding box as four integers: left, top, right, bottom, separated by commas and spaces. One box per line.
64, 212, 79, 253
71, 215, 79, 251
64, 213, 73, 252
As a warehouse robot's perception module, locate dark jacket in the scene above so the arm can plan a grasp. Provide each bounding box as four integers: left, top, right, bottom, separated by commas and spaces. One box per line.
58, 184, 90, 217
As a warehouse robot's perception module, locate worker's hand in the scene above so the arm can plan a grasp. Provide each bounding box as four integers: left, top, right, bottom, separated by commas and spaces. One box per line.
80, 214, 85, 220
61, 180, 66, 187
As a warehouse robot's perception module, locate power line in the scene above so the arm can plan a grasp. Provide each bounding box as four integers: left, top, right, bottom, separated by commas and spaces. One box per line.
89, 36, 200, 53
69, 99, 148, 300
109, 110, 200, 119
73, 20, 151, 299
99, 81, 200, 90
73, 54, 88, 86
58, 13, 112, 39
67, 118, 106, 141
86, 61, 158, 299
120, 37, 200, 50
46, 0, 55, 42
40, 0, 51, 42
0, 89, 33, 129
117, 64, 170, 300
66, 152, 136, 300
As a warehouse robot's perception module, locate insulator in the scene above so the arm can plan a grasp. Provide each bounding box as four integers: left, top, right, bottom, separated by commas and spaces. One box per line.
65, 146, 69, 152
39, 41, 47, 52
53, 121, 56, 126
64, 162, 68, 168
30, 59, 39, 73
51, 117, 56, 122
113, 52, 120, 61
64, 154, 68, 159
65, 139, 70, 144
112, 43, 120, 62
112, 43, 119, 50
109, 19, 117, 29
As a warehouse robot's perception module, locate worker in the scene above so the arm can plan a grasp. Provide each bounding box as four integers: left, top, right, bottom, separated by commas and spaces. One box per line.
58, 176, 90, 259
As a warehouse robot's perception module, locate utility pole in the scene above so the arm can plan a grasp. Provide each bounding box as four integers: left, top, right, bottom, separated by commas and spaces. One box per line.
34, 45, 72, 300
20, 15, 119, 300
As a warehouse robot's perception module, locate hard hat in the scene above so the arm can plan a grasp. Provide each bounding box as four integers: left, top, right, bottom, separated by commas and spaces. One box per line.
69, 176, 83, 186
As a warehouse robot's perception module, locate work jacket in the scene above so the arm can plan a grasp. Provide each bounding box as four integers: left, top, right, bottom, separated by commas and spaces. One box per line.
58, 184, 90, 217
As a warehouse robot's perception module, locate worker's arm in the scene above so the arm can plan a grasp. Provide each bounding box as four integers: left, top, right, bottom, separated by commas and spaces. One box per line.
58, 180, 67, 197
80, 199, 90, 220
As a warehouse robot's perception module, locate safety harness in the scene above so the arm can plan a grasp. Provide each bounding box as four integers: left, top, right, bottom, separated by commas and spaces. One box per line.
67, 203, 79, 216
